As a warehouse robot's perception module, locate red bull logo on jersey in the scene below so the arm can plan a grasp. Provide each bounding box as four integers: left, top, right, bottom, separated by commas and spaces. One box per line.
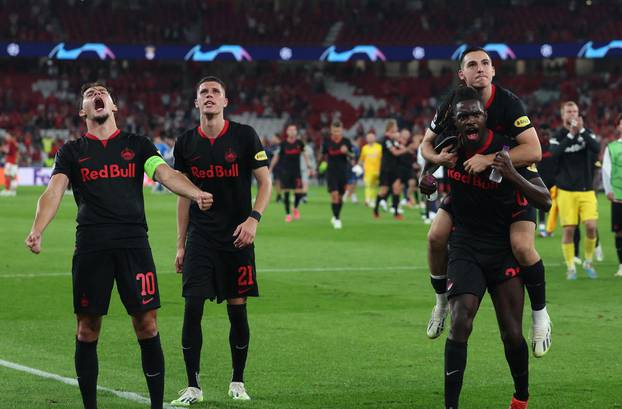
191, 164, 239, 179
447, 168, 499, 190
81, 163, 137, 182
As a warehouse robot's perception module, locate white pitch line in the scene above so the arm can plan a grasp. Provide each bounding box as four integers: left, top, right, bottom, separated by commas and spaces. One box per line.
0, 358, 174, 409
0, 263, 568, 279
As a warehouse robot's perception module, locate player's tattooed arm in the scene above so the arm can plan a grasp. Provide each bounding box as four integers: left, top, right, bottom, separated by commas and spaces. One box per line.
233, 166, 272, 248
492, 150, 551, 211
25, 173, 70, 254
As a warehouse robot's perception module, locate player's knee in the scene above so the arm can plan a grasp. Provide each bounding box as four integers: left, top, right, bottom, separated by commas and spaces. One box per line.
133, 316, 158, 339
184, 297, 205, 324
500, 326, 524, 349
76, 318, 101, 342
585, 222, 597, 237
450, 307, 475, 341
511, 242, 536, 265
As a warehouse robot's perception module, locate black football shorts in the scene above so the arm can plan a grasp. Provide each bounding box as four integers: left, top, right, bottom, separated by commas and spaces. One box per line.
280, 169, 303, 190
182, 243, 258, 303
326, 170, 348, 195
72, 248, 160, 315
447, 234, 521, 301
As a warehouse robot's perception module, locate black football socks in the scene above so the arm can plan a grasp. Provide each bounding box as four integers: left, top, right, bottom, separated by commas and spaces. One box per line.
444, 338, 467, 409
616, 236, 622, 264
284, 191, 291, 214
182, 297, 205, 388
504, 338, 529, 402
75, 338, 98, 409
331, 202, 342, 219
521, 259, 546, 311
392, 194, 400, 216
227, 304, 250, 383
138, 334, 165, 409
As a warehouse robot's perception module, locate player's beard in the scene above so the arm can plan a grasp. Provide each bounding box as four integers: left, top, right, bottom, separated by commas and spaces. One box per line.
93, 113, 110, 125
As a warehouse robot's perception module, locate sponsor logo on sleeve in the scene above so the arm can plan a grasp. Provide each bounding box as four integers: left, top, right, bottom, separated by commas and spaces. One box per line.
514, 116, 531, 128
254, 150, 268, 161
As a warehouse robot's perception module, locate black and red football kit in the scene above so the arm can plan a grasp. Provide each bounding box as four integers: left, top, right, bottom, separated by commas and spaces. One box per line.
52, 130, 164, 314
174, 120, 269, 302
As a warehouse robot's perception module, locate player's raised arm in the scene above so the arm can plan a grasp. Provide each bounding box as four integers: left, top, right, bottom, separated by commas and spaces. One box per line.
491, 150, 551, 211
25, 173, 69, 254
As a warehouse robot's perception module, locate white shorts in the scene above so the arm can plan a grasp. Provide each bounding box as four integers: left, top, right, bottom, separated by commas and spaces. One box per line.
4, 162, 18, 177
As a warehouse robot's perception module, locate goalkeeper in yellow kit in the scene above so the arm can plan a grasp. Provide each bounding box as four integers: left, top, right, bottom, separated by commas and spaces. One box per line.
358, 131, 383, 206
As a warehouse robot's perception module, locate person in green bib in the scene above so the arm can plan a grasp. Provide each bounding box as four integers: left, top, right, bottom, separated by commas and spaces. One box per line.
602, 113, 622, 277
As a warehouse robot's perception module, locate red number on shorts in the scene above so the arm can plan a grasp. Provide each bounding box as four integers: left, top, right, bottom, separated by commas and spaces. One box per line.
515, 191, 528, 206
136, 272, 156, 296
237, 265, 254, 286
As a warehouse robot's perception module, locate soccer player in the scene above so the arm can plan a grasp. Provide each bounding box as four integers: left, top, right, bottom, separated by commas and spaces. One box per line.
1, 132, 19, 196
397, 128, 418, 210
603, 114, 622, 276
321, 120, 353, 229
358, 131, 382, 206
24, 82, 213, 409
269, 123, 313, 222
374, 120, 406, 218
171, 76, 272, 405
424, 86, 551, 409
420, 47, 551, 358
550, 101, 601, 279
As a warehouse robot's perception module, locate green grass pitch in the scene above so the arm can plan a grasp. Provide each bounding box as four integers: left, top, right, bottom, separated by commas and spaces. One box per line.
0, 186, 620, 409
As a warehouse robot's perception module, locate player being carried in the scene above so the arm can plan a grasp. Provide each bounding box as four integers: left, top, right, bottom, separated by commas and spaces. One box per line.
420, 47, 551, 359
420, 86, 551, 409
25, 81, 213, 409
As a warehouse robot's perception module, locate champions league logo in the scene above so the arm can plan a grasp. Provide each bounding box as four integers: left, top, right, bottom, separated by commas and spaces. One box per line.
184, 45, 252, 62
452, 43, 516, 60
48, 43, 116, 60
320, 45, 386, 62
578, 40, 622, 58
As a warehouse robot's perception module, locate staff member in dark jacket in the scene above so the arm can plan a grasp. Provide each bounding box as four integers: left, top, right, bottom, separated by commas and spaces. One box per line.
549, 101, 600, 280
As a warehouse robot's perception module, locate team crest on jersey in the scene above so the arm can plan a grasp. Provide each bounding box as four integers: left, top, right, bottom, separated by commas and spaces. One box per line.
120, 148, 135, 161
225, 148, 237, 163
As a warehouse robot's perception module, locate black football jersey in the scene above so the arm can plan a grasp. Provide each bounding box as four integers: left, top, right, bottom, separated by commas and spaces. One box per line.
52, 130, 162, 253
279, 140, 305, 173
322, 137, 353, 175
380, 136, 401, 170
430, 84, 533, 140
174, 120, 269, 250
448, 130, 539, 240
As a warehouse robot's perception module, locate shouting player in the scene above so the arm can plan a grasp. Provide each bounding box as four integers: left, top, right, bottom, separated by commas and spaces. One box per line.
171, 76, 272, 405
424, 86, 551, 409
25, 82, 213, 409
269, 123, 313, 222
320, 120, 353, 229
420, 47, 551, 358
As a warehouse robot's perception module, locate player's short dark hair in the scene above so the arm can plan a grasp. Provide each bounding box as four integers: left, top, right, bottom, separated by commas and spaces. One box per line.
285, 122, 297, 129
196, 76, 226, 95
459, 46, 491, 67
331, 119, 343, 128
79, 81, 114, 109
452, 86, 481, 109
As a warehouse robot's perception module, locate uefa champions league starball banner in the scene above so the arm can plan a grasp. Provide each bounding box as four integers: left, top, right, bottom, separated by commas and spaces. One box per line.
2, 41, 622, 61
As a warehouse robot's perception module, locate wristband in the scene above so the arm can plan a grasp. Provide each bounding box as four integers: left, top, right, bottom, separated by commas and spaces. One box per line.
249, 210, 262, 222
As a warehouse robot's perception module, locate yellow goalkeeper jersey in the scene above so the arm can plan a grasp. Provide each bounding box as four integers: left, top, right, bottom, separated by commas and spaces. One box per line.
360, 142, 382, 174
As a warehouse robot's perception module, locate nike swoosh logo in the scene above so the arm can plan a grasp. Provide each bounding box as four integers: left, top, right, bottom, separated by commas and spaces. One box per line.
234, 344, 248, 350
512, 209, 526, 218
146, 372, 161, 377
238, 288, 251, 295
142, 297, 154, 305
78, 157, 91, 163
182, 346, 192, 350
446, 370, 460, 376
190, 155, 201, 162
